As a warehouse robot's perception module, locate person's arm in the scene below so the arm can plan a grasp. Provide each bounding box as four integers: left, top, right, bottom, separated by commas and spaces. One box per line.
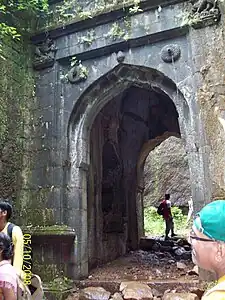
2, 286, 17, 300
12, 226, 24, 276
167, 201, 172, 218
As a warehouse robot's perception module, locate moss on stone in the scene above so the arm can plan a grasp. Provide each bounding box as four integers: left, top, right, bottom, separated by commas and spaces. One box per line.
33, 260, 60, 282
36, 0, 140, 33
44, 277, 73, 291
22, 224, 75, 235
0, 34, 37, 223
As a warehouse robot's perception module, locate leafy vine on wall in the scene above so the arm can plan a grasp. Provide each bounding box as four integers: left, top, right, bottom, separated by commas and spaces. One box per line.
0, 0, 48, 57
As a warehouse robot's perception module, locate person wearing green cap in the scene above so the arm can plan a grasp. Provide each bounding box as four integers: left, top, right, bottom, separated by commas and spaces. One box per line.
189, 199, 225, 299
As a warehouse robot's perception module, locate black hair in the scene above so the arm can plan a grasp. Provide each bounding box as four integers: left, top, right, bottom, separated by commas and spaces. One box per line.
0, 233, 14, 260
0, 201, 12, 220
165, 194, 170, 200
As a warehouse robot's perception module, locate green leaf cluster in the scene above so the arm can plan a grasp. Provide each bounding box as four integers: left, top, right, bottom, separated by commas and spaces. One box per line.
0, 0, 49, 49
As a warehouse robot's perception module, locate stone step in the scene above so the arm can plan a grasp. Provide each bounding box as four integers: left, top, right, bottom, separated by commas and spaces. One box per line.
74, 279, 202, 295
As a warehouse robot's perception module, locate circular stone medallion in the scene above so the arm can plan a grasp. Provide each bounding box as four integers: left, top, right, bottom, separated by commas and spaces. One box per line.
160, 44, 181, 63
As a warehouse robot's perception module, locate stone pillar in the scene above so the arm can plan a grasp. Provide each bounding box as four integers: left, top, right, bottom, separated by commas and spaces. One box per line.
136, 185, 145, 240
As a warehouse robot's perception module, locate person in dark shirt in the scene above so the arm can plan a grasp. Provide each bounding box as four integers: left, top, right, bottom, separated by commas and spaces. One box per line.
158, 194, 176, 240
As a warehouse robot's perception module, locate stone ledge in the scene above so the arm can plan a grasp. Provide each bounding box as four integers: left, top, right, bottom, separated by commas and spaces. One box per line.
191, 16, 220, 29
22, 225, 76, 237
32, 0, 189, 43
57, 27, 188, 63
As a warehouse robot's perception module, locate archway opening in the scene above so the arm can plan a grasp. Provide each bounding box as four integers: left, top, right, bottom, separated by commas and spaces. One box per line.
143, 136, 192, 239
67, 64, 208, 280
87, 84, 181, 270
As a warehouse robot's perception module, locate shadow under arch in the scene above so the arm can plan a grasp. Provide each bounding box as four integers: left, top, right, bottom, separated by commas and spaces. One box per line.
68, 63, 190, 139
66, 63, 196, 279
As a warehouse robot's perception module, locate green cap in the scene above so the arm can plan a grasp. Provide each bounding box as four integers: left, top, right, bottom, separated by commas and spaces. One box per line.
194, 200, 225, 242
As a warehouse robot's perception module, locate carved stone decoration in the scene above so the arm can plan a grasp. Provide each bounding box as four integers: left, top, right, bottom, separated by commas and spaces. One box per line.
190, 0, 220, 29
160, 44, 181, 63
192, 0, 217, 13
33, 37, 57, 70
67, 65, 88, 84
116, 51, 125, 63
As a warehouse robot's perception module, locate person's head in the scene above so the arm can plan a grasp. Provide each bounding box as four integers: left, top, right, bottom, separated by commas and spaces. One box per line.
165, 194, 170, 200
0, 232, 13, 261
189, 200, 225, 276
0, 201, 12, 221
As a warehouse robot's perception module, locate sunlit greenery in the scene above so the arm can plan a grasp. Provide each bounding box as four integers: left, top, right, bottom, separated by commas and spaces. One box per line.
0, 0, 48, 53
144, 206, 189, 237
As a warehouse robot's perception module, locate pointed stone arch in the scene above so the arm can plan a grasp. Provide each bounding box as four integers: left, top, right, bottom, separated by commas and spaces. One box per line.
66, 63, 211, 279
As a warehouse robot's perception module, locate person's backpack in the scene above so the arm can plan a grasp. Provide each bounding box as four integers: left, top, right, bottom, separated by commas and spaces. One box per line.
7, 223, 44, 300
17, 275, 32, 300
157, 203, 164, 215
7, 223, 33, 270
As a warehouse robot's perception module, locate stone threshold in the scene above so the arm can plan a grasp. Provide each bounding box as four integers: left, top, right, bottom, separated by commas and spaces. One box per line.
75, 279, 202, 294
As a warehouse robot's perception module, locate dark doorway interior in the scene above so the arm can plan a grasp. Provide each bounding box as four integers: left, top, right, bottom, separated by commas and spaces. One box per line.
88, 85, 180, 269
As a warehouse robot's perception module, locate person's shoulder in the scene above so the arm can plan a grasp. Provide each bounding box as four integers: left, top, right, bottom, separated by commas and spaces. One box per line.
0, 262, 16, 274
11, 223, 23, 235
203, 290, 225, 299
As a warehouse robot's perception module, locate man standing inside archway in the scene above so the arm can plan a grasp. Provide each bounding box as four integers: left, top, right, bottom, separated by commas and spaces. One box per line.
157, 194, 176, 240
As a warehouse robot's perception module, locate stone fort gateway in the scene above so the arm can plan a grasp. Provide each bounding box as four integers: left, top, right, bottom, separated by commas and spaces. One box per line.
4, 0, 225, 297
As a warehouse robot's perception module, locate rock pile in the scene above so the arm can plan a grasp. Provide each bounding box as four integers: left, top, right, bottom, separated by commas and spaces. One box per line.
68, 282, 203, 300
140, 237, 192, 261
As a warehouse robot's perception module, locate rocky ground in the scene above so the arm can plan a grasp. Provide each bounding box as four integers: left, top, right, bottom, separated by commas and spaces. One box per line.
66, 237, 205, 300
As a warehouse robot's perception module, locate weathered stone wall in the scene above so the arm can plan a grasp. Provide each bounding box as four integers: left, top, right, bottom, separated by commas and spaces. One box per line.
29, 0, 225, 282
143, 136, 191, 208
0, 36, 36, 223
0, 24, 74, 289
188, 19, 225, 201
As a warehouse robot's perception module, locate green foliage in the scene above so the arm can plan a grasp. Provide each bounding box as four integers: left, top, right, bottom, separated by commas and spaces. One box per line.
47, 0, 143, 30
79, 30, 96, 46
0, 36, 37, 204
0, 0, 49, 55
107, 22, 126, 40
106, 16, 131, 41
144, 206, 189, 236
60, 56, 89, 82
46, 277, 73, 290
6, 0, 48, 12
180, 11, 201, 27
128, 0, 142, 14
70, 56, 88, 79
70, 56, 78, 67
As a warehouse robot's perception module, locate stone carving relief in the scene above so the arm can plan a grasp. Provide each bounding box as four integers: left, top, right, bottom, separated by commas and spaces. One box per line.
67, 64, 88, 84
160, 44, 181, 63
190, 0, 220, 28
33, 37, 57, 70
192, 0, 217, 13
116, 51, 125, 63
